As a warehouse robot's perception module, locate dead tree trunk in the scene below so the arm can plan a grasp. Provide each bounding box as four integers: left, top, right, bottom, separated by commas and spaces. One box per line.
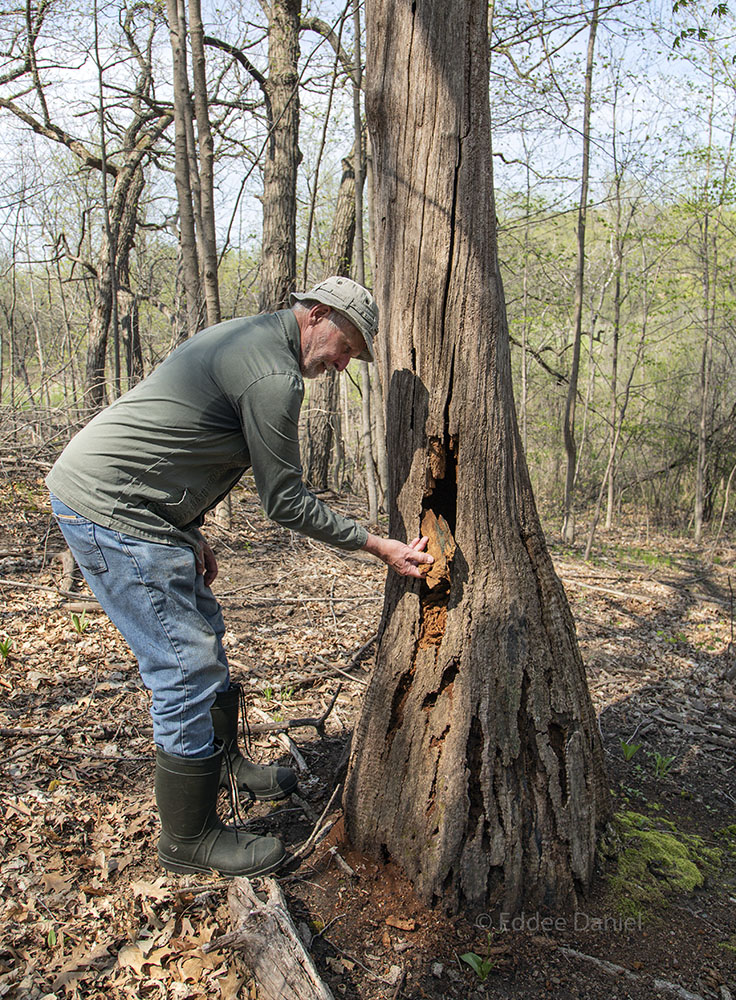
258, 0, 300, 312
343, 0, 609, 917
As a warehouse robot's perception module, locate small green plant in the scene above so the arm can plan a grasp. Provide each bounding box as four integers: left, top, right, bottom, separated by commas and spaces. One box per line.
280, 685, 294, 701
460, 932, 496, 982
47, 926, 57, 948
0, 635, 12, 661
651, 751, 675, 778
262, 684, 274, 701
70, 610, 89, 635
620, 738, 642, 762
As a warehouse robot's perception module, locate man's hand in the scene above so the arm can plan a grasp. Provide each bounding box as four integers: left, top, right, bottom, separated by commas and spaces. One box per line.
195, 536, 219, 587
362, 532, 434, 578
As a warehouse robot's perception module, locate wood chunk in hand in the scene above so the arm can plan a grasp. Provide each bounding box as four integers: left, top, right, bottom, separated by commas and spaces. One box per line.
420, 509, 455, 589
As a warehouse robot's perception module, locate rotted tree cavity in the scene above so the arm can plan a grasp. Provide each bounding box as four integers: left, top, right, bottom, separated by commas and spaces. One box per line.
343, 0, 610, 917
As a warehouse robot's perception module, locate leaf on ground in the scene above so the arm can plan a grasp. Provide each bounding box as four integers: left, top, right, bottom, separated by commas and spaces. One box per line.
131, 877, 170, 901
215, 965, 244, 999
116, 943, 147, 974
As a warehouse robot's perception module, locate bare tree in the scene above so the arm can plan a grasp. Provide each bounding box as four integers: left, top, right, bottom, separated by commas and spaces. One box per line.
561, 0, 600, 543
0, 0, 172, 410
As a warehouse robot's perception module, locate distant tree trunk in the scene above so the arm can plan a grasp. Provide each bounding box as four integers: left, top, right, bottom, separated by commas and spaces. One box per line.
372, 375, 388, 508
606, 158, 625, 530
304, 154, 356, 490
694, 223, 714, 544
258, 0, 300, 312
189, 0, 221, 327
85, 157, 149, 409
344, 0, 609, 917
561, 0, 599, 543
117, 164, 145, 385
167, 0, 202, 338
85, 117, 171, 409
352, 0, 378, 521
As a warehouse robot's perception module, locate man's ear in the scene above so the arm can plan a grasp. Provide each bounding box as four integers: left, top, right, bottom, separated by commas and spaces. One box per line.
309, 302, 332, 325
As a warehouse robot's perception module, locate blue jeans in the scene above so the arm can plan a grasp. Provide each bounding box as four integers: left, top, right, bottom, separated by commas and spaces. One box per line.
50, 494, 230, 756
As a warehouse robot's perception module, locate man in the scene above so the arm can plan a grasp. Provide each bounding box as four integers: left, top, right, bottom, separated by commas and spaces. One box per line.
47, 276, 432, 879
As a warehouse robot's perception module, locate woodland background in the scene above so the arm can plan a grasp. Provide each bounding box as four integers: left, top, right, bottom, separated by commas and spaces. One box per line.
1, 0, 735, 550
1, 4, 736, 998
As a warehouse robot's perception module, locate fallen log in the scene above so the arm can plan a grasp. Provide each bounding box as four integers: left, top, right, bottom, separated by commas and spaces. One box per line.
205, 877, 334, 1000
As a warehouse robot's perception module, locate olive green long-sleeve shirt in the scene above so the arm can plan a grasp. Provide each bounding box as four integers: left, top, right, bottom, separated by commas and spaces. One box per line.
47, 309, 368, 551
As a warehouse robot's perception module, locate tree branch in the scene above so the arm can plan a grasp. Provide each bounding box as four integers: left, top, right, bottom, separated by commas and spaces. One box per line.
0, 96, 119, 176
300, 13, 358, 86
203, 34, 272, 129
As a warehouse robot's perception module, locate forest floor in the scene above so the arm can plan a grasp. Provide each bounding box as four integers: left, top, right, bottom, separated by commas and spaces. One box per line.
0, 475, 734, 1000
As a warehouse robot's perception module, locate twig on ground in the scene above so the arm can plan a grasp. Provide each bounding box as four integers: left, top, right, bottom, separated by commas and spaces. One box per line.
328, 845, 355, 876
558, 947, 709, 1000
247, 687, 342, 734
274, 732, 309, 773
320, 935, 395, 985
292, 784, 342, 860
314, 658, 369, 685
291, 791, 319, 825
312, 632, 377, 685
0, 576, 100, 604
391, 968, 407, 1000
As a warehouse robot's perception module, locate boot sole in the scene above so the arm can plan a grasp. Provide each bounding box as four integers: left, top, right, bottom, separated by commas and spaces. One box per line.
158, 852, 285, 878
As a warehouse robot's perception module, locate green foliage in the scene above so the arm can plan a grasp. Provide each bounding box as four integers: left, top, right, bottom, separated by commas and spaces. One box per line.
619, 739, 642, 762
460, 933, 496, 981
0, 636, 12, 661
651, 751, 676, 779
70, 611, 89, 636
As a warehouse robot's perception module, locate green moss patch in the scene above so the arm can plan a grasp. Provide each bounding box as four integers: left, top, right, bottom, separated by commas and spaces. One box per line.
715, 825, 736, 857
604, 811, 723, 921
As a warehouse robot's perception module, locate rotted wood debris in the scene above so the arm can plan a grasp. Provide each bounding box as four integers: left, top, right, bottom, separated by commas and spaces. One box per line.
205, 877, 334, 1000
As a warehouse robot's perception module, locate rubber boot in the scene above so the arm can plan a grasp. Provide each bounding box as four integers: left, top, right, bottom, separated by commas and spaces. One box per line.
155, 743, 285, 877
211, 683, 298, 801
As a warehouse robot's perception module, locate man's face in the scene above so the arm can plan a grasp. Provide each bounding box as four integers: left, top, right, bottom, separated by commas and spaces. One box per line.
299, 305, 367, 379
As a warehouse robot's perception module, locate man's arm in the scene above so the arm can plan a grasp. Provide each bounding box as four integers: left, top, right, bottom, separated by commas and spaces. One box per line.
361, 533, 433, 578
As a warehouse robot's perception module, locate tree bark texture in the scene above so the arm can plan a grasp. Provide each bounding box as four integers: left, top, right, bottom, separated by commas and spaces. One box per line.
343, 0, 609, 917
258, 0, 300, 313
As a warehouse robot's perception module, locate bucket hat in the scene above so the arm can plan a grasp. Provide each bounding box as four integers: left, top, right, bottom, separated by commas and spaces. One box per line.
291, 276, 378, 362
